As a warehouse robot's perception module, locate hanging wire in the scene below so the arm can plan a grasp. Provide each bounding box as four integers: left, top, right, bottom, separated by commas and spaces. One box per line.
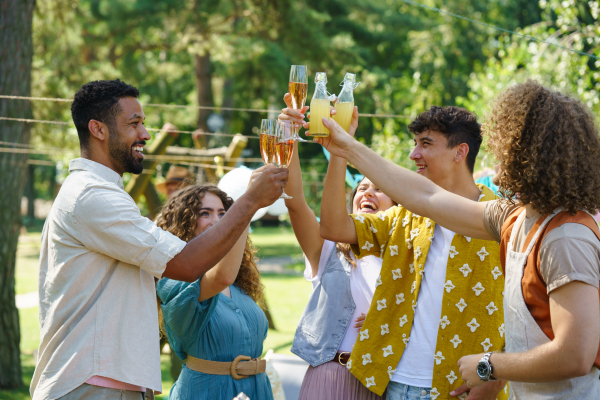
400, 0, 600, 61
0, 116, 257, 139
0, 95, 413, 119
0, 116, 414, 151
0, 141, 336, 164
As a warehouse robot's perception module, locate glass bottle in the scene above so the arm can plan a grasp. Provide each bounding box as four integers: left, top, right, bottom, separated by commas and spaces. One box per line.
309, 72, 333, 137
333, 73, 360, 132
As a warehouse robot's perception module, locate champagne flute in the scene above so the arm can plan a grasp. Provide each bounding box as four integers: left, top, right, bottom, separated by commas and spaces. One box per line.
259, 119, 277, 165
275, 120, 295, 199
289, 65, 308, 142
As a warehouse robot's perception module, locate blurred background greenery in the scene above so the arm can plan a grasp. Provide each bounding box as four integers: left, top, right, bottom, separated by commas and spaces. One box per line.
26, 0, 600, 215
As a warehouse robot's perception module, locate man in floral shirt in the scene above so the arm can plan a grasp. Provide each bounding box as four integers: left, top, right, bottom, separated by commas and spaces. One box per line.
320, 106, 508, 400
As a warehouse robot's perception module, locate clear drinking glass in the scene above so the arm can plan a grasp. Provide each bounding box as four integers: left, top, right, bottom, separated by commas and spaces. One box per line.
259, 119, 277, 165
275, 120, 295, 199
288, 65, 308, 142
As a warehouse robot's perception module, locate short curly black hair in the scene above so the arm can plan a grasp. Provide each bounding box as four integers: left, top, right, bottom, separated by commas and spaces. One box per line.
408, 106, 482, 173
71, 79, 139, 149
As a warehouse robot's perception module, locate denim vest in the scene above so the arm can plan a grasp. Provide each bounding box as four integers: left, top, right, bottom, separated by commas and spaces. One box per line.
291, 246, 356, 367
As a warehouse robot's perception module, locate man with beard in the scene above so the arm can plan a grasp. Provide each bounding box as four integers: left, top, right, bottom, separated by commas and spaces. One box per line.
30, 80, 289, 400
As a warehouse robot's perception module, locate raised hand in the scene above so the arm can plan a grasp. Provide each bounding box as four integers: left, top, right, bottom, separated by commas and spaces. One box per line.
312, 112, 358, 159
245, 165, 289, 209
279, 93, 309, 127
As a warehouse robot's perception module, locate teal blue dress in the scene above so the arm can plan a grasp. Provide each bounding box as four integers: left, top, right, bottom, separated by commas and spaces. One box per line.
157, 279, 273, 400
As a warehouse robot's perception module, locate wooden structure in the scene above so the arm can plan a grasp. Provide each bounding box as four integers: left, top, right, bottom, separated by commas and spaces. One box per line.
125, 123, 248, 219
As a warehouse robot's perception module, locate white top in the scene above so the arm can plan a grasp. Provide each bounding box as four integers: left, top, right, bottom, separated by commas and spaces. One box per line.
392, 224, 454, 387
304, 240, 383, 352
30, 158, 186, 400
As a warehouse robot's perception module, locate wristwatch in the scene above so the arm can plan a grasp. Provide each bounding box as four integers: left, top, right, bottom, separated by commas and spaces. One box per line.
476, 352, 496, 382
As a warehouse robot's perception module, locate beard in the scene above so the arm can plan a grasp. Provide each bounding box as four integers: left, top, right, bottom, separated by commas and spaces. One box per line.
108, 124, 144, 175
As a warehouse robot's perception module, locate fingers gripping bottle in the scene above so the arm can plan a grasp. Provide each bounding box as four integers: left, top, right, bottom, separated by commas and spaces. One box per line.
309, 72, 335, 137
333, 73, 361, 132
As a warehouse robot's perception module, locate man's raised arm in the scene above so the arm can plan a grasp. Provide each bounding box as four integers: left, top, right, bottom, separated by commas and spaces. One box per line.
317, 117, 492, 240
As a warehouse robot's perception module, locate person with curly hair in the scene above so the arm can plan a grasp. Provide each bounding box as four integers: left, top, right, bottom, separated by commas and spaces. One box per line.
312, 80, 600, 399
30, 79, 287, 400
155, 184, 273, 400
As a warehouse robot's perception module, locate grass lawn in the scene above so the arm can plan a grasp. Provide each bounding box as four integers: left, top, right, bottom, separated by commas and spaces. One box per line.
2, 226, 310, 399
250, 225, 303, 260
262, 273, 311, 355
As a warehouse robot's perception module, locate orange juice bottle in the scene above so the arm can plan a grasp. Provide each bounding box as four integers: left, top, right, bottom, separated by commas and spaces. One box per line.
333, 73, 360, 132
309, 72, 332, 137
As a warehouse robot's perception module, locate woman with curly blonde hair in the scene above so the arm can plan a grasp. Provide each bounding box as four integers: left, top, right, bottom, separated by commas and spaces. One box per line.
312, 80, 600, 399
155, 184, 273, 400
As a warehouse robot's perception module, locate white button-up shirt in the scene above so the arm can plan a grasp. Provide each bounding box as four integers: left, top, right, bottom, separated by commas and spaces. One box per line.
30, 158, 186, 400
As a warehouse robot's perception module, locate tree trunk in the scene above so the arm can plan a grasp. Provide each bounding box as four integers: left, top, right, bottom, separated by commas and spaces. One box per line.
0, 0, 36, 389
26, 163, 36, 225
222, 78, 234, 132
194, 52, 213, 148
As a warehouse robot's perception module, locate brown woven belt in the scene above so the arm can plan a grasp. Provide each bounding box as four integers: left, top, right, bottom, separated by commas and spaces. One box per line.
186, 355, 266, 380
333, 351, 351, 366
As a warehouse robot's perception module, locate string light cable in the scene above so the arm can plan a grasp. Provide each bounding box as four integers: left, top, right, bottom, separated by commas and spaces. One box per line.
0, 116, 412, 151
400, 0, 600, 61
0, 95, 413, 119
0, 142, 340, 173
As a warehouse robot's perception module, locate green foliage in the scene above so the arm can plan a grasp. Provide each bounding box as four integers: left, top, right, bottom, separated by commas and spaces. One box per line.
27, 0, 597, 208
460, 0, 600, 119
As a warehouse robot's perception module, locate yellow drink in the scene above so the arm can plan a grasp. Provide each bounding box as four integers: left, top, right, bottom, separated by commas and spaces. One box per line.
310, 98, 331, 137
333, 101, 354, 132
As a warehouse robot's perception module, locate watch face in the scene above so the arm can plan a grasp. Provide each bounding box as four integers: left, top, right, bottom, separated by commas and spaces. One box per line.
477, 362, 489, 379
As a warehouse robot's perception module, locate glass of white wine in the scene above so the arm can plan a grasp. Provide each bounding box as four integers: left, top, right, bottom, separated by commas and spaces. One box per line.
289, 65, 308, 142
275, 120, 295, 199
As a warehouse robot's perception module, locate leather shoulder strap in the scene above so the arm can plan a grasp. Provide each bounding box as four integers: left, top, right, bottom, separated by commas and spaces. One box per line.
499, 206, 526, 272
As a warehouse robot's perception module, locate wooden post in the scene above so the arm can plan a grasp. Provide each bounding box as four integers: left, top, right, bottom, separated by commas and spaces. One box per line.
125, 123, 178, 202
192, 129, 217, 184
143, 184, 163, 220
224, 134, 248, 168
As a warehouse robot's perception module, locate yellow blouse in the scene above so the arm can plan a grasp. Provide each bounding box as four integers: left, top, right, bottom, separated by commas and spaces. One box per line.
347, 185, 508, 399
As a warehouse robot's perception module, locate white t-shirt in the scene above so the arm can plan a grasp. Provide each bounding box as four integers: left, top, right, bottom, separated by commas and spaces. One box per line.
304, 240, 383, 352
392, 224, 455, 387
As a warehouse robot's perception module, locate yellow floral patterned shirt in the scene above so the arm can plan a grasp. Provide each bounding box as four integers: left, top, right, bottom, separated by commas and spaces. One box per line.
347, 185, 508, 399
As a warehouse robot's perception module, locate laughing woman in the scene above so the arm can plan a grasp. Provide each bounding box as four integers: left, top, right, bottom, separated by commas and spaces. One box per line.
155, 184, 273, 400
278, 95, 395, 400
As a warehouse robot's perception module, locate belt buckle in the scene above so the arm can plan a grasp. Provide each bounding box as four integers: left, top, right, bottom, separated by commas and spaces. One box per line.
338, 352, 350, 366
231, 355, 251, 380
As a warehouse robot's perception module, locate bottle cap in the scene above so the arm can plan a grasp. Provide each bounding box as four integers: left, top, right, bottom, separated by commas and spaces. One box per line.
315, 72, 327, 83
343, 73, 356, 85
340, 72, 361, 89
